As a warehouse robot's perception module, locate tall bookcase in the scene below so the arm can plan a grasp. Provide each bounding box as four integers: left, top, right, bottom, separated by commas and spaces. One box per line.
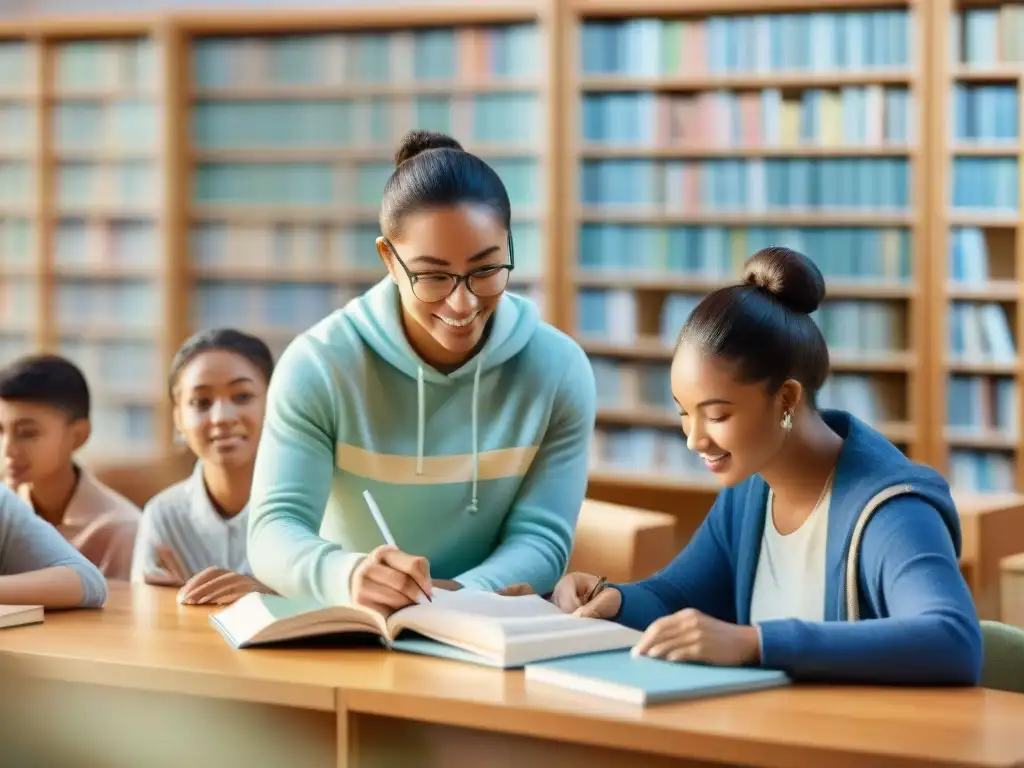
563, 0, 929, 495
6, 1, 1024, 504
0, 33, 38, 367
176, 5, 556, 363
933, 0, 1024, 493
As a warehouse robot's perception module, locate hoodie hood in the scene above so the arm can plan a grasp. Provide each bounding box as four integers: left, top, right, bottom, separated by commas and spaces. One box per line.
343, 277, 540, 512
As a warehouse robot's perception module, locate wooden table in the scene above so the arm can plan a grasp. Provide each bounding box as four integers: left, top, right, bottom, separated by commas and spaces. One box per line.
1, 584, 1023, 768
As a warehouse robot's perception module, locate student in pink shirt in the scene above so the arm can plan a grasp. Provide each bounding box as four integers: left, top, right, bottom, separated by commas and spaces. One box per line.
0, 354, 141, 581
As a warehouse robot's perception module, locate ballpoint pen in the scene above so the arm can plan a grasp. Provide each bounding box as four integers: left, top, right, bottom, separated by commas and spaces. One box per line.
362, 489, 431, 603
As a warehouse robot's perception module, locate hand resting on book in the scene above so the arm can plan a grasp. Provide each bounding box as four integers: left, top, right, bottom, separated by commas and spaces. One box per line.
351, 544, 433, 617
177, 566, 274, 606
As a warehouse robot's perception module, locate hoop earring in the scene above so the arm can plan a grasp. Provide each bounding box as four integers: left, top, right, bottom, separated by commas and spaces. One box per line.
781, 411, 793, 431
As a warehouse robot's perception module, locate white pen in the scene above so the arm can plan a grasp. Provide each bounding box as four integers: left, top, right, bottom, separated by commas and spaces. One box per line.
362, 489, 396, 547
362, 489, 431, 603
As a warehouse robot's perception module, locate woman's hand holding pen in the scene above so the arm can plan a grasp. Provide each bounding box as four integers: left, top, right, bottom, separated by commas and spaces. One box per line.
351, 544, 433, 617
551, 572, 621, 619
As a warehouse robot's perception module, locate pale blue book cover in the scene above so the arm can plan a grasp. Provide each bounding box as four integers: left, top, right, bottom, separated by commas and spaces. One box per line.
525, 650, 790, 706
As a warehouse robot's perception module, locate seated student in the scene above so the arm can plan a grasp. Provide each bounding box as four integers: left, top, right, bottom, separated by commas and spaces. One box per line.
549, 247, 983, 686
247, 130, 596, 617
0, 482, 107, 607
131, 328, 276, 606
0, 354, 141, 580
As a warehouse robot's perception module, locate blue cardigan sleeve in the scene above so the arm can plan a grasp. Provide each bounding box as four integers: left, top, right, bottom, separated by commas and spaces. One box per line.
757, 496, 982, 685
612, 494, 736, 630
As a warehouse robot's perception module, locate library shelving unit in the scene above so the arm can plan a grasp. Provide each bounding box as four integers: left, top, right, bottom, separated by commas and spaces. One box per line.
0, 32, 39, 367
41, 19, 172, 465
562, 0, 932, 502
933, 0, 1024, 493
175, 4, 557, 364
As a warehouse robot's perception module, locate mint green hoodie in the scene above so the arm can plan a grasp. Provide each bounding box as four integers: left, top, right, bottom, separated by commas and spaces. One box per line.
247, 278, 597, 606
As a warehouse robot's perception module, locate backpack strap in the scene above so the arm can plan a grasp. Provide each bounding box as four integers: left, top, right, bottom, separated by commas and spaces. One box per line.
844, 484, 915, 621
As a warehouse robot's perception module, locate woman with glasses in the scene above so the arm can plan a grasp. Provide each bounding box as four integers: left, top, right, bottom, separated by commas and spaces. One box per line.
246, 130, 597, 617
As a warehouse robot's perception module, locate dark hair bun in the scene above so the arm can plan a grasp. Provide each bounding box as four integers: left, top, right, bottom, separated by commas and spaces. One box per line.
742, 246, 826, 315
394, 130, 464, 166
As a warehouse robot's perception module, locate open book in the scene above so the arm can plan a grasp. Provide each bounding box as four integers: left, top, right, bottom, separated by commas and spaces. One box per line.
0, 604, 43, 630
209, 589, 642, 668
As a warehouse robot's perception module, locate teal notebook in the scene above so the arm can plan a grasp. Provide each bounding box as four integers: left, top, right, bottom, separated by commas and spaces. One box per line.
209, 590, 642, 669
524, 650, 791, 705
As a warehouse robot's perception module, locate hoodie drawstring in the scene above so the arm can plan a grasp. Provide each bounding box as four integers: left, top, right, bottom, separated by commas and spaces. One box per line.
416, 366, 424, 476
414, 360, 481, 514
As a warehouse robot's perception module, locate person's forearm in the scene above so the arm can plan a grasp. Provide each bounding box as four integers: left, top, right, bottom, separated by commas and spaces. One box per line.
0, 567, 87, 608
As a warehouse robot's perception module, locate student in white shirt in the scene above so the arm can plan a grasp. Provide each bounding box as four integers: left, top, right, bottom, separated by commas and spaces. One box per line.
131, 329, 275, 606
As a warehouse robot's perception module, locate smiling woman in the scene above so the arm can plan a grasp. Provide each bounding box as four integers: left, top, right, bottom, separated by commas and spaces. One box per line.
245, 130, 597, 618
129, 329, 278, 606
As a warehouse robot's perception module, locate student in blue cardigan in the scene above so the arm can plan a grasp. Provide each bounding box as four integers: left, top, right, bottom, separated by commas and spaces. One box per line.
552, 246, 983, 686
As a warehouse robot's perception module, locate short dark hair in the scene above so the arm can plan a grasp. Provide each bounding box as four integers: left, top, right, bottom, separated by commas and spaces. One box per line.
0, 354, 91, 421
168, 328, 274, 401
678, 246, 830, 399
379, 130, 512, 240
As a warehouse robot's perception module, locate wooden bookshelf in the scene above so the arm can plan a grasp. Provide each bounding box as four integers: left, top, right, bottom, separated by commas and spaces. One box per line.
175, 4, 556, 363
0, 1, 1022, 505
563, 0, 931, 495
932, 0, 1024, 494
0, 32, 39, 367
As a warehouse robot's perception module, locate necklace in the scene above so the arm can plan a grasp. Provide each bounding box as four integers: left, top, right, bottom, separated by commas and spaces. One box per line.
770, 464, 837, 519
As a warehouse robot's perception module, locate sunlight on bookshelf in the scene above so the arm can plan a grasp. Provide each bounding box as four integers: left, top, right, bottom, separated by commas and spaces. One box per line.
0, 38, 37, 367
943, 1, 1023, 492
50, 36, 163, 462
570, 5, 921, 489
187, 23, 547, 361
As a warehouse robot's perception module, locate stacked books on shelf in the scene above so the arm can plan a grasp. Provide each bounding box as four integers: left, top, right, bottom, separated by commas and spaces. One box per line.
572, 8, 919, 489
50, 37, 164, 462
0, 39, 37, 366
187, 24, 547, 361
944, 2, 1022, 492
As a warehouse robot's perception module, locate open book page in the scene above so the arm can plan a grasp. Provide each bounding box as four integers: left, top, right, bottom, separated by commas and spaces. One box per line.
210, 593, 388, 647
386, 590, 642, 666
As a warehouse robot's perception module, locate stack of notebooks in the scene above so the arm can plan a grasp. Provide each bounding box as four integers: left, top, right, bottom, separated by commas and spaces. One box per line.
210, 590, 791, 705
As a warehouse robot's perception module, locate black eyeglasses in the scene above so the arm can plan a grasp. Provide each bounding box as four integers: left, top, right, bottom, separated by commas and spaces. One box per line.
382, 233, 515, 304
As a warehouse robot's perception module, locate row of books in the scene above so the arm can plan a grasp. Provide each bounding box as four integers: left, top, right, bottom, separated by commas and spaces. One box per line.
0, 42, 31, 92
950, 85, 1019, 143
948, 303, 1016, 365
581, 87, 913, 147
577, 290, 906, 356
55, 220, 159, 268
53, 39, 157, 92
579, 158, 910, 211
0, 278, 34, 326
948, 228, 1008, 284
951, 158, 1019, 211
54, 281, 162, 329
577, 225, 910, 283
591, 426, 706, 480
57, 339, 162, 394
952, 6, 1024, 65
580, 11, 911, 77
0, 104, 33, 149
193, 94, 540, 148
0, 218, 33, 265
0, 162, 33, 206
192, 159, 539, 208
54, 101, 160, 152
192, 25, 539, 87
947, 375, 1017, 434
190, 221, 542, 275
79, 404, 158, 462
57, 162, 159, 210
949, 451, 1014, 493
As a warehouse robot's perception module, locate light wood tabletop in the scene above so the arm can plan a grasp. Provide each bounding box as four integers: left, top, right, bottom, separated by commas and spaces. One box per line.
0, 583, 1023, 768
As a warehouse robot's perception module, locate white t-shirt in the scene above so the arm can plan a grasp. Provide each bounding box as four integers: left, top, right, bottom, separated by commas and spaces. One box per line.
130, 461, 251, 583
749, 484, 832, 625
